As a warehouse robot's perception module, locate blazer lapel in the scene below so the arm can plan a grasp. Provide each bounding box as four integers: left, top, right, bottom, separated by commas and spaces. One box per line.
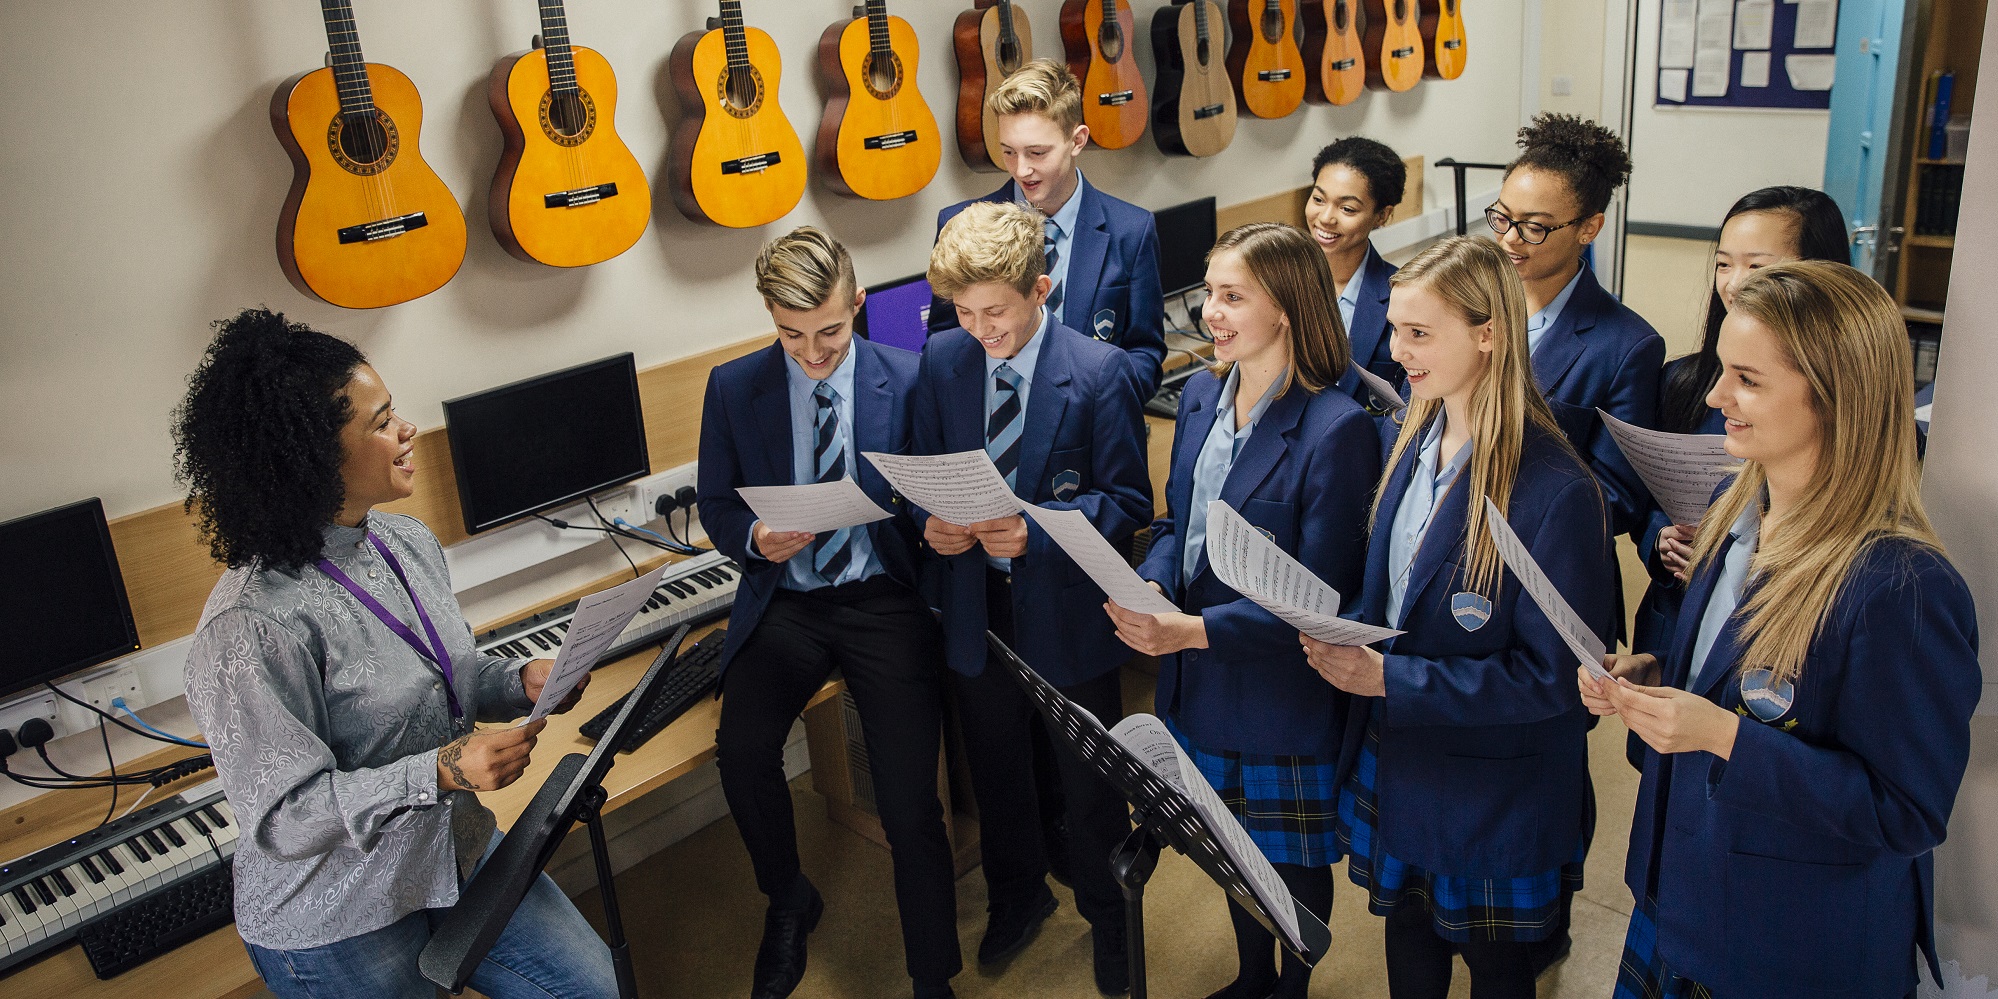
1061, 181, 1111, 336
1368, 439, 1420, 625
1400, 477, 1472, 623
1665, 534, 1730, 690
1170, 378, 1220, 526
748, 347, 795, 485
850, 342, 896, 502
947, 339, 987, 454
1346, 244, 1394, 365
1188, 387, 1305, 581
1015, 328, 1071, 500
1530, 265, 1606, 394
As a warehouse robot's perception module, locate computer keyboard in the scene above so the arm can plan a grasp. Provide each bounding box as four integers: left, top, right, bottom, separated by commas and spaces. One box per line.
1145, 362, 1201, 419
73, 860, 233, 979
577, 629, 727, 753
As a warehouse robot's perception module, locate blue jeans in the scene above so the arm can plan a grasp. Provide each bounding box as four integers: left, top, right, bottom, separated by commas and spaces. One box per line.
245, 836, 617, 999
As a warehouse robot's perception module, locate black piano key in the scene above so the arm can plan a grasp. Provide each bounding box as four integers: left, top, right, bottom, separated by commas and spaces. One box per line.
32, 877, 56, 906
52, 869, 75, 895
13, 885, 35, 913
142, 830, 168, 854
81, 855, 105, 882
202, 804, 228, 828
674, 581, 699, 598
713, 564, 735, 579
160, 821, 186, 848
127, 837, 151, 862
555, 621, 570, 632
642, 597, 661, 612
98, 849, 124, 875
687, 572, 714, 589
529, 633, 552, 651
187, 813, 210, 836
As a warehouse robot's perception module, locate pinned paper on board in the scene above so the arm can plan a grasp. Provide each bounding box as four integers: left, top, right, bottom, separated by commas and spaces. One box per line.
1733, 0, 1774, 49
1792, 0, 1838, 48
1660, 69, 1691, 103
1660, 0, 1698, 68
1740, 51, 1772, 87
1692, 0, 1735, 97
1785, 53, 1838, 91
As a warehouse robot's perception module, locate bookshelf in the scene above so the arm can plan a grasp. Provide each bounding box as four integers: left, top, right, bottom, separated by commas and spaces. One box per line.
1895, 0, 1985, 318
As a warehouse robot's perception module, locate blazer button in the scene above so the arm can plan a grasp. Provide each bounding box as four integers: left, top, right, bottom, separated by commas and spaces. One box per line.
1185, 651, 1197, 663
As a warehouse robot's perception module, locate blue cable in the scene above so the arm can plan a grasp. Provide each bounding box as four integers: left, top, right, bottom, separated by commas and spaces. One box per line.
613, 518, 700, 555
109, 698, 208, 748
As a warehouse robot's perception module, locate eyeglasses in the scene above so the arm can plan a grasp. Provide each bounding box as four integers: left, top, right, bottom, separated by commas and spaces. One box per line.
1485, 206, 1587, 245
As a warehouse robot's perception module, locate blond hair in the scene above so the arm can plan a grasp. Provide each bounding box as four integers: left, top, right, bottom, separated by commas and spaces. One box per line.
1689, 260, 1939, 686
1376, 236, 1572, 599
755, 226, 856, 311
928, 201, 1047, 301
988, 59, 1084, 134
1205, 223, 1351, 395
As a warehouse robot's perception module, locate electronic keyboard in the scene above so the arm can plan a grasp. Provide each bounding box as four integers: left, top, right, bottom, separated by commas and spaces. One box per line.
475, 550, 740, 667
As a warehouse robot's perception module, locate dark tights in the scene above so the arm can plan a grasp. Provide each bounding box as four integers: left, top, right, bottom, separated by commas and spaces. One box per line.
1383, 899, 1537, 999
1206, 863, 1334, 999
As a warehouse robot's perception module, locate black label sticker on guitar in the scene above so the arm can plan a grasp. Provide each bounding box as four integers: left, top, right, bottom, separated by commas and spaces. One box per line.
543, 183, 620, 209
1257, 69, 1293, 81
1195, 104, 1226, 120
864, 130, 921, 150
338, 211, 429, 244
1443, 39, 1463, 50
1391, 46, 1416, 58
1331, 58, 1357, 70
720, 151, 783, 175
1097, 90, 1135, 106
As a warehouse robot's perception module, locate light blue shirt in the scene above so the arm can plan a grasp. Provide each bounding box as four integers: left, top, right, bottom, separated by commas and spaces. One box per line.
984, 308, 1052, 571
1183, 366, 1288, 586
1386, 416, 1474, 627
1018, 172, 1084, 310
1686, 500, 1761, 691
1337, 249, 1369, 336
755, 346, 880, 590
1526, 264, 1587, 357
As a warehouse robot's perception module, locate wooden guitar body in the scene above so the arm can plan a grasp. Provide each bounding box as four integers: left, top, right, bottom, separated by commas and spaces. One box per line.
1361, 0, 1425, 91
272, 64, 466, 309
1419, 0, 1468, 80
953, 2, 1035, 171
1150, 0, 1237, 158
1302, 0, 1365, 105
669, 24, 808, 227
1059, 0, 1149, 149
1226, 0, 1306, 118
489, 45, 650, 264
814, 12, 942, 201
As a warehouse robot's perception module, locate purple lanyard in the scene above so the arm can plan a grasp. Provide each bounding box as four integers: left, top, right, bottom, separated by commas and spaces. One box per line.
316, 532, 461, 718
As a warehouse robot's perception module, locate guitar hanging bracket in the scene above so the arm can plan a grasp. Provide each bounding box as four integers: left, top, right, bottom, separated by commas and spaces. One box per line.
532, 34, 545, 50
706, 17, 722, 30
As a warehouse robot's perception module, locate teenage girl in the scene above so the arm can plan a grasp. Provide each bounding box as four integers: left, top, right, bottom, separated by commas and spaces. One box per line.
1305, 137, 1407, 415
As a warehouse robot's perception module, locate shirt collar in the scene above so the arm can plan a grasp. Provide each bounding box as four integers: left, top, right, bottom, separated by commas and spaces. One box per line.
785, 341, 859, 406
322, 515, 373, 558
1727, 496, 1762, 550
1216, 364, 1289, 433
1337, 248, 1370, 311
986, 307, 1052, 384
1417, 413, 1474, 485
1527, 263, 1588, 335
1019, 171, 1087, 238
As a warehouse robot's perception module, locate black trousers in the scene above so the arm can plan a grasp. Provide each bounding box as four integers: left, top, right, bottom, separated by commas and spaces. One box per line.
953, 567, 1129, 929
715, 577, 961, 984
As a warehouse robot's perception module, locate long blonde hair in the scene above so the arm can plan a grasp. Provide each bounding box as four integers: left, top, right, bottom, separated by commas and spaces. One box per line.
1690, 260, 1939, 685
1205, 222, 1352, 395
1374, 236, 1568, 599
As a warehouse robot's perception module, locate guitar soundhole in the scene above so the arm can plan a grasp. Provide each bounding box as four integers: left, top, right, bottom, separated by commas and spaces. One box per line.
1260, 3, 1284, 44
718, 65, 765, 119
1098, 22, 1124, 62
998, 38, 1023, 74
1445, 0, 1457, 13
863, 51, 903, 101
1394, 0, 1407, 21
1334, 1, 1349, 32
326, 110, 399, 176
538, 89, 598, 147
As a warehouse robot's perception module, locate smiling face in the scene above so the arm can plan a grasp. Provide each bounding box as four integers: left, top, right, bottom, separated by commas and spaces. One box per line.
334, 364, 417, 524
955, 277, 1051, 360
769, 284, 864, 380
1715, 210, 1802, 309
997, 112, 1088, 215
1706, 310, 1821, 470
1387, 281, 1493, 404
1492, 166, 1601, 286
1200, 248, 1290, 371
1305, 162, 1391, 263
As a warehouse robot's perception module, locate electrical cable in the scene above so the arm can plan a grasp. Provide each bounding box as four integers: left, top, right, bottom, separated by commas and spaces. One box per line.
44, 682, 196, 748
97, 716, 118, 828
111, 699, 208, 748
583, 497, 642, 578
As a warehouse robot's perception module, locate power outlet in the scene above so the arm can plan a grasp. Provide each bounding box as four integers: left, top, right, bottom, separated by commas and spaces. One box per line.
635, 463, 699, 525
0, 693, 59, 742
54, 666, 144, 734
588, 484, 643, 529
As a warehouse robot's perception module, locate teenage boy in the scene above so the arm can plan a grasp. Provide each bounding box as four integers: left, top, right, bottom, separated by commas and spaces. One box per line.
698, 228, 960, 999
915, 202, 1152, 996
928, 59, 1166, 397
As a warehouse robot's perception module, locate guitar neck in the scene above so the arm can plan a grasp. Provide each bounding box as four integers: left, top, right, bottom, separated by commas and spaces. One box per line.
319, 0, 374, 115
996, 0, 1016, 42
720, 0, 750, 71
865, 0, 892, 55
537, 0, 579, 94
1193, 0, 1211, 42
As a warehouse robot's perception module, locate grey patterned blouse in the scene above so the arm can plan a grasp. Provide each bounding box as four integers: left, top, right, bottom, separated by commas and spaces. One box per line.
183, 512, 530, 950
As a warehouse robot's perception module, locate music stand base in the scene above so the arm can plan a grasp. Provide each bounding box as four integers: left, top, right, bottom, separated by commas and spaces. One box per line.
1109, 817, 1166, 999
578, 786, 639, 999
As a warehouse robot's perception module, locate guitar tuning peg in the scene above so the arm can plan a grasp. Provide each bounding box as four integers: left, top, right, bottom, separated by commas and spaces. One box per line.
706, 16, 722, 30
531, 34, 545, 50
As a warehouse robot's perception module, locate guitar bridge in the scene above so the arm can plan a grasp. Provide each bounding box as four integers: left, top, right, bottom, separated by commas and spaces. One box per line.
1330, 58, 1357, 70
863, 130, 920, 150
1097, 90, 1136, 106
1391, 46, 1416, 58
337, 212, 429, 244
1256, 69, 1293, 82
1194, 104, 1226, 120
720, 151, 783, 175
543, 183, 619, 209
1443, 39, 1464, 50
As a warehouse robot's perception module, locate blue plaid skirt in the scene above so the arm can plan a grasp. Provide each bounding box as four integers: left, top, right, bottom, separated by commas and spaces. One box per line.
1614, 899, 1712, 999
1166, 716, 1344, 868
1337, 709, 1585, 943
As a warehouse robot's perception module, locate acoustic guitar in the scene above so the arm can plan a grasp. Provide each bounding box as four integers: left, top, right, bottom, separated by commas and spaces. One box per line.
815, 0, 942, 201
1150, 0, 1238, 158
952, 1, 1035, 172
669, 0, 808, 227
1302, 0, 1365, 105
1060, 0, 1149, 149
489, 0, 650, 265
272, 0, 465, 309
1419, 0, 1468, 80
1226, 0, 1306, 119
1361, 0, 1425, 91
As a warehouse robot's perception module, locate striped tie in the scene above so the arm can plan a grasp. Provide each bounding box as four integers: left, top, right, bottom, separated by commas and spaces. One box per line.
1043, 218, 1064, 319
811, 382, 854, 585
987, 363, 1024, 491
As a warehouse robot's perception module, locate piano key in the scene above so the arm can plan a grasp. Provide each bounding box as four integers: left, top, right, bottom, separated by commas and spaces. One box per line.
1, 890, 42, 948
79, 855, 104, 883
159, 821, 186, 848
555, 621, 570, 632
97, 849, 124, 875
529, 633, 552, 651
642, 597, 661, 612
11, 885, 36, 914
186, 813, 209, 837
49, 869, 74, 897
62, 861, 110, 911
31, 878, 55, 907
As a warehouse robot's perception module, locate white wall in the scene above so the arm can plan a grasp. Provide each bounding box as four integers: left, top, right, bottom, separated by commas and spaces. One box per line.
1538, 0, 1608, 119
0, 0, 1532, 526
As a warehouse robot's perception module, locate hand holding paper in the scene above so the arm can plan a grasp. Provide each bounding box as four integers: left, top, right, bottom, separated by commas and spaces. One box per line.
1481, 498, 1610, 680
1204, 501, 1402, 647
521, 564, 669, 725
861, 450, 1023, 526
1596, 410, 1734, 527
1021, 506, 1180, 614
736, 479, 891, 534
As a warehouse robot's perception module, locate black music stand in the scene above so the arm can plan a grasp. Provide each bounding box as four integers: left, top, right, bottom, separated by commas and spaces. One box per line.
987, 632, 1333, 999
419, 625, 692, 999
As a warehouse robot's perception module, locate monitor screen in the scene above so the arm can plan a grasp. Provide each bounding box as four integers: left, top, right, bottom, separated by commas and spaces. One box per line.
444, 354, 651, 534
855, 275, 934, 352
1153, 196, 1218, 295
0, 498, 141, 699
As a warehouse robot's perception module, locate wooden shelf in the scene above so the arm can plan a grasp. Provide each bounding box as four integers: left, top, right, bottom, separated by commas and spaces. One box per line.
1902, 305, 1947, 324
1917, 157, 1967, 166
1906, 234, 1957, 249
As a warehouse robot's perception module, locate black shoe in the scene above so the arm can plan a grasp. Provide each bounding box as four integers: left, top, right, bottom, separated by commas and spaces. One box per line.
977, 892, 1059, 966
912, 979, 957, 999
1092, 923, 1131, 995
750, 883, 824, 999
1531, 930, 1573, 976
1044, 817, 1075, 888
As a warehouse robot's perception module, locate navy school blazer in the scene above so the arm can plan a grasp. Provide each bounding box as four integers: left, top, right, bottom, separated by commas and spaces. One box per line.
911, 322, 1153, 687
1533, 264, 1666, 539
1631, 355, 1730, 655
695, 338, 924, 673
1346, 417, 1617, 878
1136, 369, 1381, 758
928, 176, 1167, 396
1332, 242, 1404, 416
1625, 529, 1980, 999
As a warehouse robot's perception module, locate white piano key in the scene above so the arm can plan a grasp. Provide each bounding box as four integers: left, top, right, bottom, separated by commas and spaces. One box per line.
62, 860, 110, 913
1, 889, 44, 950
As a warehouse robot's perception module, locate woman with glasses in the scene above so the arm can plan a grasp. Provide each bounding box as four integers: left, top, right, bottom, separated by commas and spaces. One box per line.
1304, 137, 1407, 418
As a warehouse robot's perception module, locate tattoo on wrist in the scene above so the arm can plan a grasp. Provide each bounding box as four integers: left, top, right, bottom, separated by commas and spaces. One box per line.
439, 735, 481, 791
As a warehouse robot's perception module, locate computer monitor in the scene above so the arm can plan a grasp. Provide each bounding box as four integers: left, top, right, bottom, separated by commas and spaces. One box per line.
1153, 196, 1218, 295
0, 498, 141, 699
854, 275, 934, 352
443, 354, 651, 534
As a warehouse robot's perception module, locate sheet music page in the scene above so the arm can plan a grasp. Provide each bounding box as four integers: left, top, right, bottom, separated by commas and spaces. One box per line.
1205, 502, 1403, 646
1481, 498, 1610, 680
861, 450, 1023, 525
1596, 409, 1735, 527
521, 564, 670, 725
1354, 365, 1407, 412
1021, 506, 1181, 614
736, 479, 893, 534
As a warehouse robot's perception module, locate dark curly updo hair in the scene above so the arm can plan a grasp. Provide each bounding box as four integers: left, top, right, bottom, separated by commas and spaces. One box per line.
1508, 113, 1633, 218
1310, 136, 1406, 211
171, 308, 367, 571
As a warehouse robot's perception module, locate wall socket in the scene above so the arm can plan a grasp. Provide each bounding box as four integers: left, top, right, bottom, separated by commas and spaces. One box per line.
54, 666, 143, 734
0, 693, 59, 741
